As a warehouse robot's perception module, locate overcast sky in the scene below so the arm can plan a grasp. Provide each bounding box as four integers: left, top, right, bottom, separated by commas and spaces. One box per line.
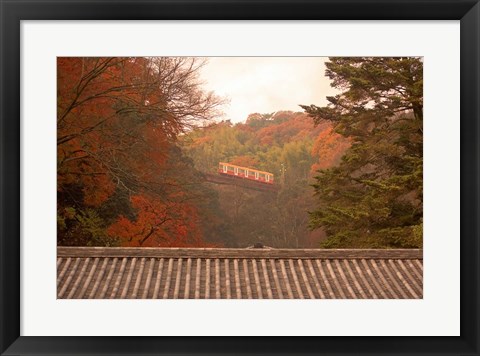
199, 57, 338, 123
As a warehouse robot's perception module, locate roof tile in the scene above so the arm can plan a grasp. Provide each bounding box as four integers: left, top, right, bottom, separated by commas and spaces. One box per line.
57, 247, 423, 299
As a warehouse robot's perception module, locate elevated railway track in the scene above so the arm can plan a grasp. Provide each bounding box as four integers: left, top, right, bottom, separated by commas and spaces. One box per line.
204, 173, 279, 192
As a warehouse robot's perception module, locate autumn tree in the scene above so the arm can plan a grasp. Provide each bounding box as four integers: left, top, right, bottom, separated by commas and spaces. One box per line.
310, 127, 350, 173
57, 57, 223, 246
302, 57, 423, 248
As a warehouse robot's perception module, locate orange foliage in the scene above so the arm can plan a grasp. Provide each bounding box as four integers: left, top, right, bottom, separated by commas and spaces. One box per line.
57, 57, 217, 248
57, 57, 168, 207
256, 113, 327, 145
107, 194, 209, 247
230, 155, 259, 168
311, 127, 350, 172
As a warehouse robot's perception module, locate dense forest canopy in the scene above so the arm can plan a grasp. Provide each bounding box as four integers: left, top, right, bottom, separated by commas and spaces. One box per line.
57, 57, 224, 247
57, 57, 422, 249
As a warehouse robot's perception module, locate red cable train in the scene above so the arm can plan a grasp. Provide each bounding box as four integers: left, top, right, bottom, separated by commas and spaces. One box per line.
218, 162, 275, 185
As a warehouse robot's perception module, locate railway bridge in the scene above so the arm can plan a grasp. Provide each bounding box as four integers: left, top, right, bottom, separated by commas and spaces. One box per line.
204, 173, 279, 192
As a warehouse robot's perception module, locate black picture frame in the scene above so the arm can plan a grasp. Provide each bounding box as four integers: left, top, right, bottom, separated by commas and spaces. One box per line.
1, 0, 479, 355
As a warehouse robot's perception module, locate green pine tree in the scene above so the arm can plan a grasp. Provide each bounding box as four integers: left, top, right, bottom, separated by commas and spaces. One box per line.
301, 57, 423, 248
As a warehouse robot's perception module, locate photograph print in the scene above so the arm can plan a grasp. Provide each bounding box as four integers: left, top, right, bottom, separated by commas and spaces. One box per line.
57, 57, 423, 299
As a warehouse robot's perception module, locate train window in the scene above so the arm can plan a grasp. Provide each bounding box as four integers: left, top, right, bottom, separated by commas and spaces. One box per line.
255, 171, 259, 179
266, 174, 270, 182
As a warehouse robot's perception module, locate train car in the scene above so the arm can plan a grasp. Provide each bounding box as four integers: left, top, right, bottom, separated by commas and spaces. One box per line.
218, 162, 274, 184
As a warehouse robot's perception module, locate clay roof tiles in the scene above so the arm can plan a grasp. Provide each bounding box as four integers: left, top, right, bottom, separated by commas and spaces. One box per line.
57, 247, 423, 299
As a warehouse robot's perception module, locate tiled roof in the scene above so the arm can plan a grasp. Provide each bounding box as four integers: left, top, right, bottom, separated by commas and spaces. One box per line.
57, 247, 423, 299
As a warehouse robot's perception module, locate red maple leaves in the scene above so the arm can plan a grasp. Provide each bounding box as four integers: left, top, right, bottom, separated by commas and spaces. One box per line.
57, 57, 221, 247
107, 194, 206, 247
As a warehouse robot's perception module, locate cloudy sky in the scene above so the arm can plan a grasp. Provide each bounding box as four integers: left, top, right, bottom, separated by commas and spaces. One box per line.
199, 57, 338, 123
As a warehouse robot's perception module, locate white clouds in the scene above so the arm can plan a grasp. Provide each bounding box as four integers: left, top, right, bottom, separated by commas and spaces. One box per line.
199, 57, 337, 123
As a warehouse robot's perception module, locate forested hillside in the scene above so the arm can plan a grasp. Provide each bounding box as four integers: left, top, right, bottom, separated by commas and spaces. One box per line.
182, 111, 350, 247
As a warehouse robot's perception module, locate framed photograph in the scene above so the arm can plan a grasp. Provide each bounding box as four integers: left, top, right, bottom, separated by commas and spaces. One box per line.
1, 0, 479, 355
